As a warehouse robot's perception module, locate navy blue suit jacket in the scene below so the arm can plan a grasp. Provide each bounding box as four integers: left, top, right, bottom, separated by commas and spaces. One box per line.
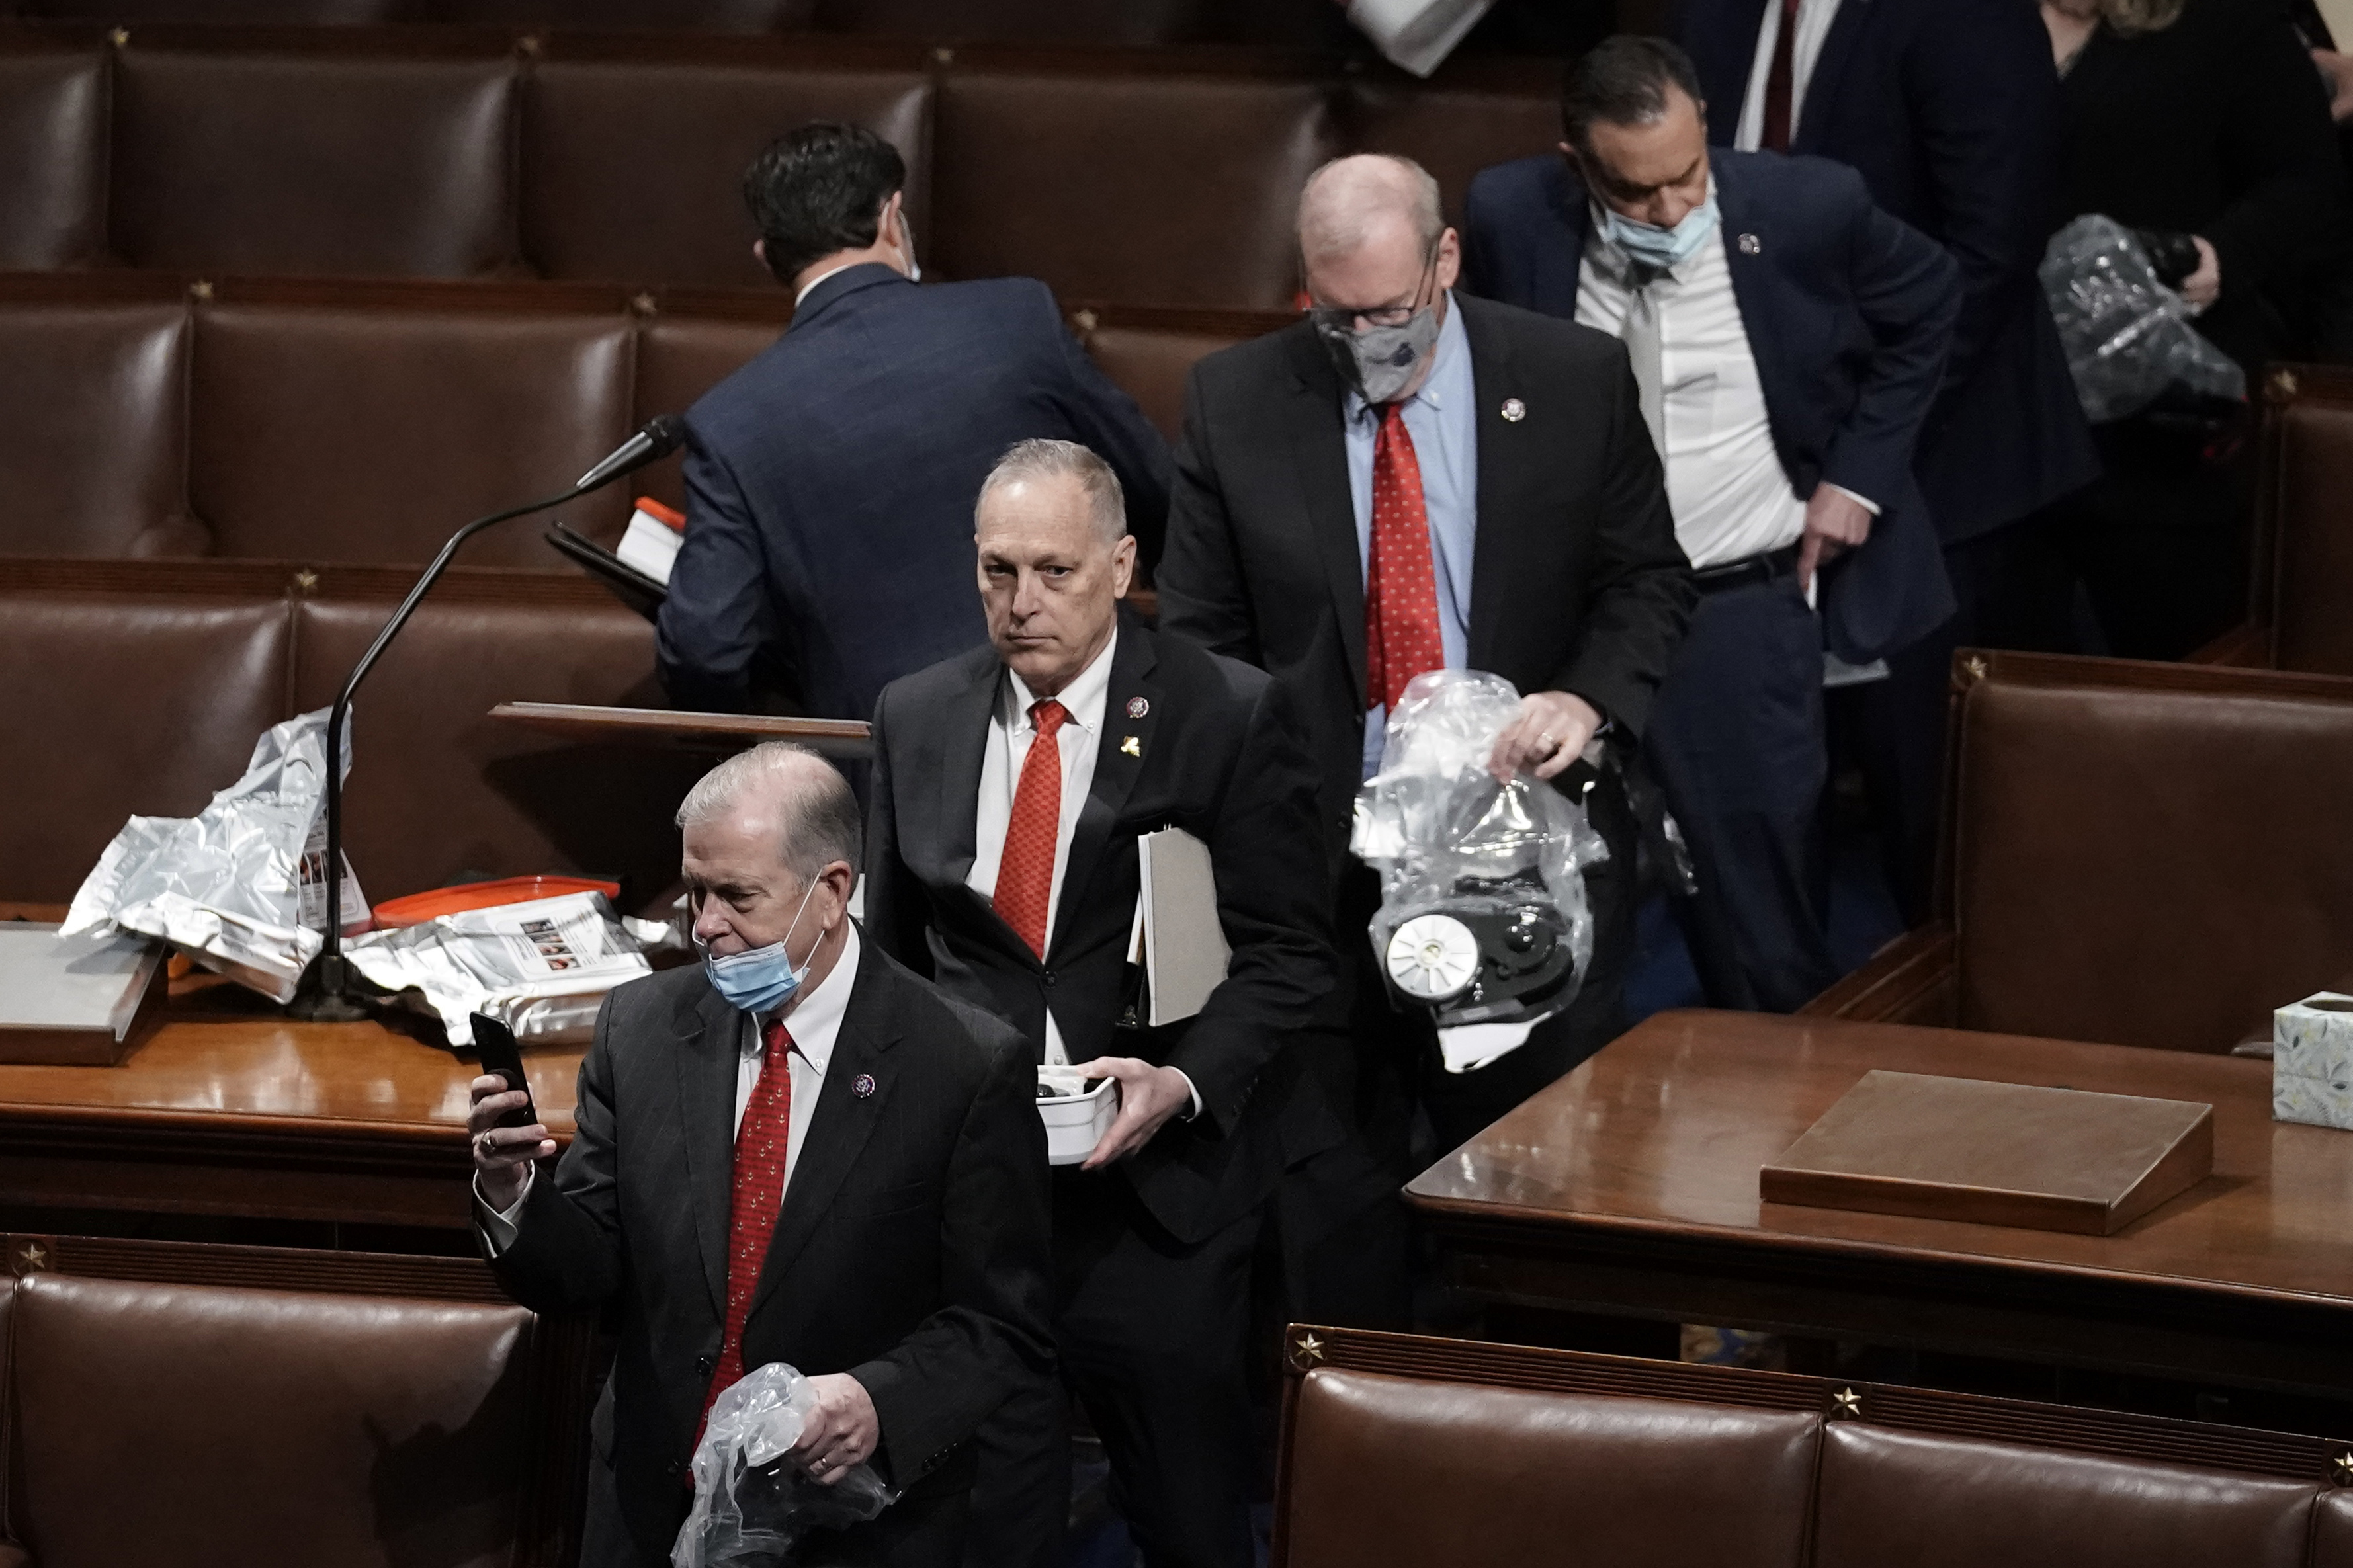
656, 263, 1172, 720
1674, 0, 2096, 543
1464, 149, 1960, 663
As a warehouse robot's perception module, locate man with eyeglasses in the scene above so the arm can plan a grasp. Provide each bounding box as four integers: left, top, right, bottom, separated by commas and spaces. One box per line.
1157, 153, 1693, 1325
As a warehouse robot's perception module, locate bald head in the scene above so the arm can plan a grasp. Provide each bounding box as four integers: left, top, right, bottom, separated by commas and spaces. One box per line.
1297, 155, 1445, 270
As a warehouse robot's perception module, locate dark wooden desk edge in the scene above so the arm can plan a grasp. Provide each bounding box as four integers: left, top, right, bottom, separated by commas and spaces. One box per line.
490, 700, 875, 758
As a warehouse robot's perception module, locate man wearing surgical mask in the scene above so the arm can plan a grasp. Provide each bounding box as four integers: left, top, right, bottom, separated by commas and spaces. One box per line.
1158, 153, 1693, 1325
464, 743, 1053, 1568
1462, 37, 1961, 1014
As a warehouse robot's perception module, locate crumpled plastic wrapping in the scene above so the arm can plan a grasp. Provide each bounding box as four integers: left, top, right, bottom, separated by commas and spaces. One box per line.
60, 708, 368, 1003
2041, 213, 2246, 424
344, 891, 651, 1048
673, 1362, 898, 1568
1349, 671, 1607, 1035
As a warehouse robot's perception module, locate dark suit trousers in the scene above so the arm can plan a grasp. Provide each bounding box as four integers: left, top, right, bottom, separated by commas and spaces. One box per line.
966, 1167, 1262, 1568
1645, 573, 1839, 1014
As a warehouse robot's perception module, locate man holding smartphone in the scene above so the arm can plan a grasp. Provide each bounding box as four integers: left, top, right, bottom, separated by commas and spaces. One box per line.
466, 742, 1052, 1568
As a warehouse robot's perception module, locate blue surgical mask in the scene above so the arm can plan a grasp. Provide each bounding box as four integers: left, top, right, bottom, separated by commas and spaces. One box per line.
697, 877, 822, 1015
1598, 186, 1721, 272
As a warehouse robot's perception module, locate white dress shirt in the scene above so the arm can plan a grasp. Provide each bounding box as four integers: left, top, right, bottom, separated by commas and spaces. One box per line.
474, 921, 861, 1251
1574, 214, 1813, 570
965, 631, 1117, 1066
1734, 0, 1845, 151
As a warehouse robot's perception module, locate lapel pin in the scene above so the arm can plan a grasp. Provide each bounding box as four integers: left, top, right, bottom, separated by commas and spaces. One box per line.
851, 1073, 877, 1098
1126, 696, 1149, 718
1737, 233, 1761, 255
1500, 398, 1526, 423
1120, 735, 1142, 758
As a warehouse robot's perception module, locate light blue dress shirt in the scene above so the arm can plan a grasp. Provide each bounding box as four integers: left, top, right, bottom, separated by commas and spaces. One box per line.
1345, 291, 1478, 780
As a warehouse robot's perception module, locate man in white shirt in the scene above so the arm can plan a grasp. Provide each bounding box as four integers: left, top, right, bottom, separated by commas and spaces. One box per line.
865, 438, 1338, 1568
466, 743, 1053, 1568
1464, 37, 1959, 1009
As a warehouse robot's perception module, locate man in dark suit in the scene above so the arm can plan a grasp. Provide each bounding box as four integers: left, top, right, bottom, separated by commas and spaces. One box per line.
656, 121, 1171, 722
467, 743, 1053, 1568
1463, 37, 1959, 1011
1158, 153, 1692, 1180
1674, 0, 2099, 917
865, 440, 1338, 1568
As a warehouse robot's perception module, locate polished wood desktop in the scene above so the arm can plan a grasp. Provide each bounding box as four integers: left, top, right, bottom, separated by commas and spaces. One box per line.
1407, 1009, 2353, 1395
0, 907, 579, 1232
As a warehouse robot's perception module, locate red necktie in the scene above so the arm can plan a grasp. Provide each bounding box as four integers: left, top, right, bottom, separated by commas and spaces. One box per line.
700, 1018, 795, 1430
1760, 0, 1801, 152
994, 699, 1070, 958
1363, 404, 1445, 715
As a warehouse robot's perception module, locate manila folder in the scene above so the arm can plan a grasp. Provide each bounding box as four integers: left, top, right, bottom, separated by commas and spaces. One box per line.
1138, 827, 1230, 1026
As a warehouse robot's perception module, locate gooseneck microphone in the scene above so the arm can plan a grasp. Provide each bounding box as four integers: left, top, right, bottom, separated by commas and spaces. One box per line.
286, 416, 688, 1022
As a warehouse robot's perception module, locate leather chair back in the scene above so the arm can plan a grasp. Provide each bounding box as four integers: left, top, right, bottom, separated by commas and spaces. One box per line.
1947, 654, 2353, 1052
2254, 365, 2353, 677
1277, 1328, 2350, 1568
0, 36, 108, 270
521, 40, 933, 290
108, 37, 520, 278
1065, 304, 1289, 440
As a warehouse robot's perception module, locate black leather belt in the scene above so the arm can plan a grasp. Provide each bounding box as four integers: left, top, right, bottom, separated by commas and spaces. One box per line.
1690, 542, 1802, 595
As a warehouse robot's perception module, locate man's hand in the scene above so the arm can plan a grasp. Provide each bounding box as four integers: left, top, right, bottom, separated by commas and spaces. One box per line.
1797, 487, 1875, 597
2316, 48, 2353, 123
788, 1373, 879, 1485
466, 1075, 554, 1213
1488, 690, 1602, 782
1070, 1057, 1192, 1168
2180, 235, 2221, 311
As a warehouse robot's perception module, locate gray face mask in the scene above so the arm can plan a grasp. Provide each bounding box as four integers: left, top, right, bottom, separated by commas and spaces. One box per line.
1316, 298, 1443, 405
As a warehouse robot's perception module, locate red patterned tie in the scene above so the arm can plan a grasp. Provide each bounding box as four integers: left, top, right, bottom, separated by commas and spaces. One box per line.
1761, 0, 1801, 152
993, 699, 1070, 958
700, 1018, 794, 1430
1363, 404, 1446, 715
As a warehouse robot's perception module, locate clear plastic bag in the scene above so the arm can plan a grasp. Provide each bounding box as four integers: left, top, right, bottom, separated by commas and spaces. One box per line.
59, 708, 368, 1003
673, 1363, 898, 1568
2041, 214, 2246, 425
342, 891, 654, 1048
1349, 671, 1607, 1031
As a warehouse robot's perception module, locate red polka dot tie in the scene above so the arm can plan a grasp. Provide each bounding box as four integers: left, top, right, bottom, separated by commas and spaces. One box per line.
699, 1018, 794, 1432
1363, 403, 1445, 714
993, 699, 1070, 959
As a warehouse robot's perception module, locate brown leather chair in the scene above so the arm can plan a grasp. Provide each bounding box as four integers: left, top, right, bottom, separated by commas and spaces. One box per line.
521, 38, 933, 289
0, 34, 108, 272
1276, 1326, 2348, 1568
189, 282, 637, 565
0, 562, 293, 904
931, 56, 1340, 309
0, 276, 201, 557
1342, 63, 1559, 233
290, 567, 708, 903
1063, 302, 1290, 440
0, 1232, 589, 1568
1806, 652, 2353, 1053
108, 34, 521, 278
2196, 364, 2353, 677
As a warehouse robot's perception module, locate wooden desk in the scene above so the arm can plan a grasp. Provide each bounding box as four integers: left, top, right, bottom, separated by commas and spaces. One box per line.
1407, 1010, 2353, 1395
0, 964, 580, 1234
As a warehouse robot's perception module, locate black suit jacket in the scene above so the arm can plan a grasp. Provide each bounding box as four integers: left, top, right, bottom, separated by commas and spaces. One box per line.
863, 616, 1341, 1244
490, 947, 1053, 1568
1154, 294, 1694, 877
1463, 149, 1961, 664
1676, 0, 2098, 542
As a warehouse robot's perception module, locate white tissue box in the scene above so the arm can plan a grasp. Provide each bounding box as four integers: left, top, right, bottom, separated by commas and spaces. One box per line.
2273, 993, 2353, 1130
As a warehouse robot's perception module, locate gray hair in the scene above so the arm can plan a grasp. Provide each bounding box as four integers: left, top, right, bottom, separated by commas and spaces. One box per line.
1297, 154, 1445, 267
976, 437, 1127, 546
675, 742, 863, 883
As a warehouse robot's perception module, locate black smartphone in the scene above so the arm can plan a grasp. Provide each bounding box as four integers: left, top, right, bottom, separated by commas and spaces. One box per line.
470, 1013, 538, 1129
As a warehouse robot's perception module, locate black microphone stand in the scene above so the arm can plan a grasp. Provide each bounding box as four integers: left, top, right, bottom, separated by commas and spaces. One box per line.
286, 421, 680, 1022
